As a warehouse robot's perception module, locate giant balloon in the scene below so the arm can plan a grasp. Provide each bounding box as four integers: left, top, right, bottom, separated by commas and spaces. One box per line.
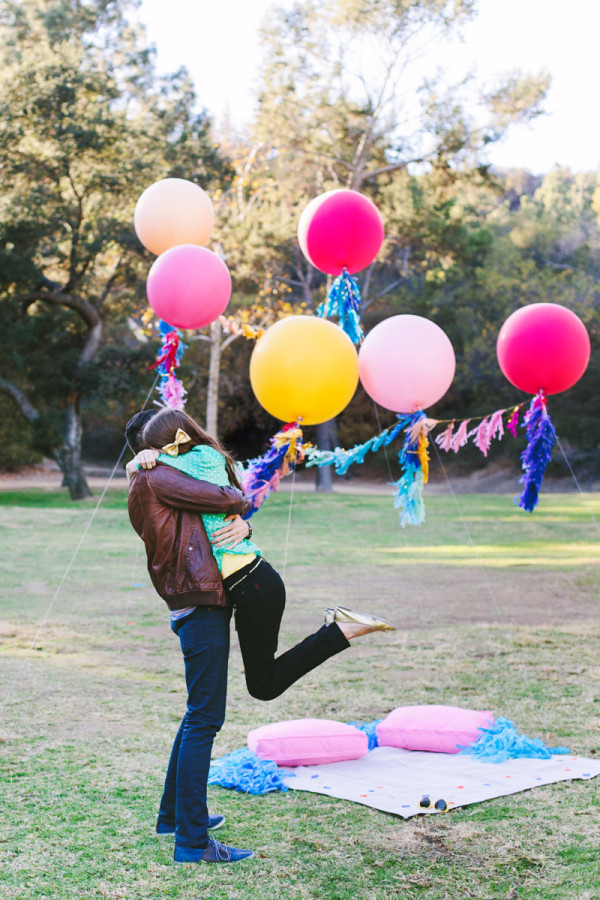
134, 178, 214, 256
497, 303, 590, 395
146, 245, 231, 330
250, 316, 359, 424
297, 189, 384, 275
359, 315, 455, 412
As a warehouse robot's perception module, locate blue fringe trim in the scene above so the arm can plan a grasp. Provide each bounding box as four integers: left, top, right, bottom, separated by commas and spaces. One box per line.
317, 269, 364, 344
346, 719, 382, 751
458, 717, 570, 763
517, 393, 556, 512
208, 748, 292, 794
304, 417, 408, 475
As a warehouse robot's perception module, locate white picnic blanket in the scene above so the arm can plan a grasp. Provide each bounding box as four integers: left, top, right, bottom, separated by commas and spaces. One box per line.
279, 746, 600, 818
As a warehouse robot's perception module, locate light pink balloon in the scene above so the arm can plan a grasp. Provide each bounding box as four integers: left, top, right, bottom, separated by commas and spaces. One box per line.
359, 315, 455, 412
146, 244, 231, 330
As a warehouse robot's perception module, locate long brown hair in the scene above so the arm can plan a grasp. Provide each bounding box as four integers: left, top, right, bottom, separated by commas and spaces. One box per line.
142, 409, 242, 490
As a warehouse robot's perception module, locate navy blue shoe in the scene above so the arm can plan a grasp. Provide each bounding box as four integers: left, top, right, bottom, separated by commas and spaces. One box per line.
174, 836, 254, 864
156, 814, 225, 835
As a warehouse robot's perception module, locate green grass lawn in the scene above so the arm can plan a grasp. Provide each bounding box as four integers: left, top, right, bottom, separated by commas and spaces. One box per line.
1, 488, 599, 899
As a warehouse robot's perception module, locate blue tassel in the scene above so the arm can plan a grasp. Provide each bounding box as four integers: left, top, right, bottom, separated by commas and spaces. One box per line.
517, 392, 556, 512
208, 748, 292, 794
458, 717, 570, 763
392, 467, 425, 527
346, 719, 382, 751
393, 412, 427, 527
317, 268, 364, 344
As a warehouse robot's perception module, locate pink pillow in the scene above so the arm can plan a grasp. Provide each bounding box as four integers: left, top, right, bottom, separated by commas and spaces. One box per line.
247, 718, 369, 767
376, 705, 494, 754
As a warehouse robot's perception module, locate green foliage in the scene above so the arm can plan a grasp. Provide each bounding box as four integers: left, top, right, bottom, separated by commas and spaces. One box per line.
0, 0, 232, 483
1, 0, 599, 480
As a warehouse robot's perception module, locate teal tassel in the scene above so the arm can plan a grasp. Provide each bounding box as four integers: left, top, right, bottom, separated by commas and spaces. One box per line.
317, 268, 364, 344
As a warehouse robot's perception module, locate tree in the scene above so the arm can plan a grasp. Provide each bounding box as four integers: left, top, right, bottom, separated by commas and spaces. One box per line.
0, 0, 232, 497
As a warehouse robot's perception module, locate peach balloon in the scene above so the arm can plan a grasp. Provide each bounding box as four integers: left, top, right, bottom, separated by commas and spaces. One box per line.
359, 315, 455, 412
134, 178, 214, 255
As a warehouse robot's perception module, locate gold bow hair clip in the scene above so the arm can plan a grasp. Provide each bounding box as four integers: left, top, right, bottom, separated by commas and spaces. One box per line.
162, 429, 192, 457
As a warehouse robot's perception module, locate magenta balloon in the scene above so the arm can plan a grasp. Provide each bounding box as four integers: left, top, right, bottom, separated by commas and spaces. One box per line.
146, 244, 232, 330
497, 303, 590, 395
359, 315, 456, 412
297, 189, 384, 275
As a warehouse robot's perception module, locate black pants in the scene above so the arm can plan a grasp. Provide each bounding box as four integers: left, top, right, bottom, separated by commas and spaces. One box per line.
223, 558, 350, 701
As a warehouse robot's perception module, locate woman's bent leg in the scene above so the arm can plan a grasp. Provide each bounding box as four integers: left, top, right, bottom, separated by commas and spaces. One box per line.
168, 607, 230, 850
229, 560, 349, 701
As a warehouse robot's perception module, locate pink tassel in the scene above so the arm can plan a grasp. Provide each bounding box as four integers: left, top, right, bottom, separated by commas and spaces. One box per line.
449, 420, 470, 453
472, 417, 492, 456
507, 407, 520, 438
435, 423, 455, 452
159, 373, 187, 410
487, 408, 505, 442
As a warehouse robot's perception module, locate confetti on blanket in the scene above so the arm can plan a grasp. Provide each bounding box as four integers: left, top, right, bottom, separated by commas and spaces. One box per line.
278, 746, 600, 818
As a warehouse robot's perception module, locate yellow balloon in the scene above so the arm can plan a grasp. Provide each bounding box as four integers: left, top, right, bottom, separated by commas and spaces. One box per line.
249, 316, 359, 425
134, 178, 214, 255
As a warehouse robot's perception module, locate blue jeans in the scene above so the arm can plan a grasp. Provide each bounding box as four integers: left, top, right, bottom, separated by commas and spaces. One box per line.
157, 605, 230, 850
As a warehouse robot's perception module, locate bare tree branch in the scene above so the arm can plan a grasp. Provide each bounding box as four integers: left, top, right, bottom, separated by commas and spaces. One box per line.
0, 376, 40, 423
27, 290, 101, 331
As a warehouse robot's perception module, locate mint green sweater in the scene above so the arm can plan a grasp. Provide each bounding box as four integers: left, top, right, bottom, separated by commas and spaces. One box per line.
158, 445, 260, 572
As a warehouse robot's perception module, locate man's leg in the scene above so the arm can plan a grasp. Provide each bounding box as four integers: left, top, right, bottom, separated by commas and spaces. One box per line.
156, 717, 184, 830
171, 607, 230, 851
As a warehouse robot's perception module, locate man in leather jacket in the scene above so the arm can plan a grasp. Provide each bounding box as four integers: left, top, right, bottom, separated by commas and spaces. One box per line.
125, 411, 254, 864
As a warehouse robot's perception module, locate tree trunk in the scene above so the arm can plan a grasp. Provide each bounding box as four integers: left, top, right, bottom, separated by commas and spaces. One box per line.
53, 401, 91, 500
315, 418, 338, 493
206, 319, 222, 437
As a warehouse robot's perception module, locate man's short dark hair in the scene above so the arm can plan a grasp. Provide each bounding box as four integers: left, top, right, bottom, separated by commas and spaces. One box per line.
125, 409, 159, 454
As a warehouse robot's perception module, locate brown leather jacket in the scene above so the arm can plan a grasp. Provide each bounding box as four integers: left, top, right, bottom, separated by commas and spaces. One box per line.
128, 464, 250, 610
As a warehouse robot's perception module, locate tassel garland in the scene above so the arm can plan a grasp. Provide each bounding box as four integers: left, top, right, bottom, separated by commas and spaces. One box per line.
149, 320, 187, 410
392, 411, 431, 527
517, 391, 557, 512
317, 268, 364, 344
241, 423, 304, 518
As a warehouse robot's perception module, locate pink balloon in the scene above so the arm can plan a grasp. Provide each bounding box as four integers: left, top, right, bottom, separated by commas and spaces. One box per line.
359, 315, 456, 412
146, 244, 231, 330
297, 189, 384, 275
497, 303, 590, 395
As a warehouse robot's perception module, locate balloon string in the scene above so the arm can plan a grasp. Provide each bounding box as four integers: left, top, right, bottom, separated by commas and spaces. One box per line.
372, 401, 395, 483
432, 441, 507, 628
0, 374, 160, 723
281, 464, 296, 583
556, 437, 600, 539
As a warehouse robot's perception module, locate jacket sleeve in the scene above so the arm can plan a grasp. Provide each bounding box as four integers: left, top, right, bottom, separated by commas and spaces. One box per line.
148, 464, 251, 516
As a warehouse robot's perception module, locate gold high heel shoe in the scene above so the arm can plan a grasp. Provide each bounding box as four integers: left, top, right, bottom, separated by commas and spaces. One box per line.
324, 605, 396, 631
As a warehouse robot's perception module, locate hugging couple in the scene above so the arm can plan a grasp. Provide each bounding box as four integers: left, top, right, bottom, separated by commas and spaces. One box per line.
126, 406, 395, 865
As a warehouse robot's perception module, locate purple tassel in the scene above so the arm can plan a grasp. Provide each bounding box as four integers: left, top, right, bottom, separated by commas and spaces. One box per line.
517, 392, 556, 512
507, 407, 520, 438
241, 425, 302, 518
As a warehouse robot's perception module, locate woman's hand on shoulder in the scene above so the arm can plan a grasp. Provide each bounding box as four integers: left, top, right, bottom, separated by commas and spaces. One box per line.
134, 448, 160, 470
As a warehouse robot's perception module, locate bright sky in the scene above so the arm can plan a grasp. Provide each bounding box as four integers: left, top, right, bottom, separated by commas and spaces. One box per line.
137, 0, 600, 175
